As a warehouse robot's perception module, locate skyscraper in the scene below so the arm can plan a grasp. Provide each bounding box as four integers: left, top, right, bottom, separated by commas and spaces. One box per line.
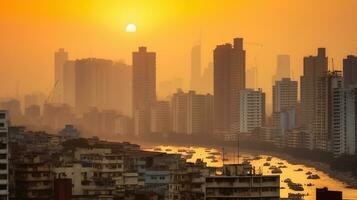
345, 85, 357, 155
239, 89, 265, 133
214, 38, 246, 135
300, 48, 328, 128
190, 45, 202, 92
132, 47, 156, 135
328, 71, 345, 157
54, 48, 68, 103
343, 55, 357, 88
0, 111, 9, 199
272, 55, 290, 83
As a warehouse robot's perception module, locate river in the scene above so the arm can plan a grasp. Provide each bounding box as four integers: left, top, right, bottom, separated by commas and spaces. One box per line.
143, 144, 357, 200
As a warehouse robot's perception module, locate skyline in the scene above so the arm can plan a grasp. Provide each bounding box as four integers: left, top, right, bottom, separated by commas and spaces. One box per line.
1, 0, 357, 103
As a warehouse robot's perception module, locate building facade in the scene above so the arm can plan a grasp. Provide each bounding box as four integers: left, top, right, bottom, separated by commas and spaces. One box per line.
239, 89, 265, 133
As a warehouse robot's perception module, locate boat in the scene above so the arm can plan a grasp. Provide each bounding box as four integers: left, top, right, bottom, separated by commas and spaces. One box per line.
153, 147, 162, 151
210, 152, 221, 155
307, 174, 320, 179
288, 193, 304, 199
278, 165, 287, 168
306, 183, 314, 186
305, 171, 312, 175
284, 178, 292, 183
294, 168, 303, 172
280, 187, 286, 189
211, 159, 218, 163
288, 182, 304, 191
266, 156, 272, 161
277, 162, 284, 165
271, 168, 282, 174
165, 149, 172, 152
263, 162, 270, 166
178, 149, 186, 153
253, 156, 262, 160
206, 155, 216, 159
269, 166, 277, 169
187, 150, 196, 154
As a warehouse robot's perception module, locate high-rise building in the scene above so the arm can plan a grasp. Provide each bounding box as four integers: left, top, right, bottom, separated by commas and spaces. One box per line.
0, 110, 9, 199
343, 55, 357, 88
54, 48, 69, 103
272, 78, 297, 132
171, 90, 213, 135
214, 38, 246, 135
272, 55, 290, 83
150, 101, 170, 134
190, 45, 202, 92
132, 47, 156, 135
239, 89, 265, 133
300, 48, 328, 127
63, 60, 75, 107
0, 99, 22, 124
75, 58, 113, 114
345, 85, 357, 155
328, 71, 345, 157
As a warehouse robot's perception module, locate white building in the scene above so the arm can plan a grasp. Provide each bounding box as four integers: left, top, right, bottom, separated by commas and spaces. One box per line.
239, 89, 265, 133
329, 72, 345, 157
0, 111, 8, 199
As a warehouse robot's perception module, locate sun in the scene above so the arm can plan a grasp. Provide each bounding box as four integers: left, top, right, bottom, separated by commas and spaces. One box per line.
126, 24, 137, 32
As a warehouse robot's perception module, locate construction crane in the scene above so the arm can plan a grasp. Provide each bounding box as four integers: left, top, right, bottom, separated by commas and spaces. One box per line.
45, 80, 59, 105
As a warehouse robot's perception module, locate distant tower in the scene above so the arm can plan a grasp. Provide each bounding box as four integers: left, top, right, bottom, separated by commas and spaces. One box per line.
214, 38, 246, 135
190, 45, 202, 92
132, 47, 156, 136
54, 48, 68, 103
272, 55, 290, 83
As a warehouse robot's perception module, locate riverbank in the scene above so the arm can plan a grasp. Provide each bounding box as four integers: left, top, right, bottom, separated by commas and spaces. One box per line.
127, 137, 357, 188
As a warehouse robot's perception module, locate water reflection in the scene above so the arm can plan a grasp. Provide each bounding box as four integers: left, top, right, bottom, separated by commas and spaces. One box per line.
146, 145, 357, 200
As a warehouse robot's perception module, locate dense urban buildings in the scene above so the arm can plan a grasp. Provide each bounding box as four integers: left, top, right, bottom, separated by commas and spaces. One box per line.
343, 55, 357, 88
214, 38, 246, 135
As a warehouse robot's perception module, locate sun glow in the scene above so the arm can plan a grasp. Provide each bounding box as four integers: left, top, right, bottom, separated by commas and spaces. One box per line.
126, 23, 136, 32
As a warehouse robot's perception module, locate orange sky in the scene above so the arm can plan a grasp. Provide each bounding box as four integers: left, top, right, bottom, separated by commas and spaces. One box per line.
1, 0, 357, 106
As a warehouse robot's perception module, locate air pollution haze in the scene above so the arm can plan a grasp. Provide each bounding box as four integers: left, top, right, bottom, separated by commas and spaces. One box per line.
1, 0, 357, 106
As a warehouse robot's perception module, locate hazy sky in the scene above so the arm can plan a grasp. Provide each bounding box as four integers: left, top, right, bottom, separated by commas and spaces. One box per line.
1, 0, 357, 105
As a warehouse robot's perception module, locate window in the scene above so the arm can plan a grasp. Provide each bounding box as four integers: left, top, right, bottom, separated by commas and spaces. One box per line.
0, 113, 5, 119
0, 164, 6, 170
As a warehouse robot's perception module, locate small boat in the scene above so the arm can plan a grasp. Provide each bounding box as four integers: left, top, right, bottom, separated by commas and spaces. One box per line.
278, 165, 287, 168
187, 150, 196, 154
307, 174, 320, 179
269, 166, 277, 169
206, 155, 216, 159
211, 159, 218, 163
263, 162, 270, 166
305, 171, 312, 175
153, 147, 162, 151
277, 162, 284, 165
306, 183, 314, 186
280, 187, 286, 189
294, 168, 303, 172
288, 193, 304, 199
178, 149, 186, 152
271, 168, 282, 174
253, 156, 262, 160
165, 149, 172, 152
210, 152, 221, 155
288, 182, 304, 191
266, 156, 272, 161
284, 178, 292, 183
